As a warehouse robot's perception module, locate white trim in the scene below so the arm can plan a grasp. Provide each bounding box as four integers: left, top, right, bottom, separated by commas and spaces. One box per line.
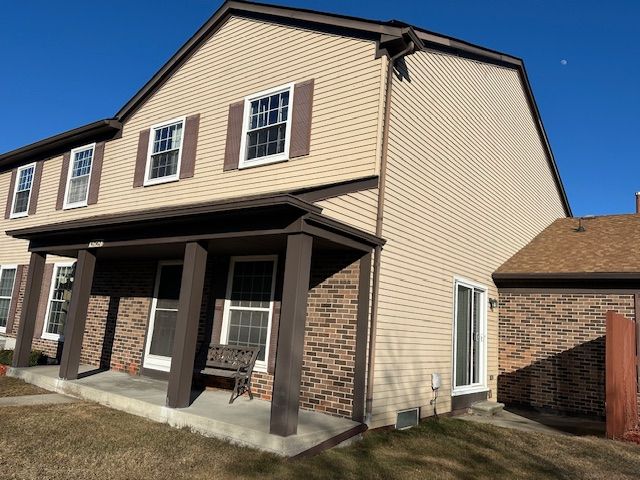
451, 276, 488, 396
9, 162, 36, 219
0, 264, 17, 334
41, 261, 75, 342
143, 260, 183, 372
220, 255, 278, 373
238, 83, 294, 169
63, 143, 96, 210
143, 116, 186, 187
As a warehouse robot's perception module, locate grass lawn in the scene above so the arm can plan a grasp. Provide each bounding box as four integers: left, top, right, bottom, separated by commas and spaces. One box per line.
1, 402, 640, 480
0, 376, 49, 397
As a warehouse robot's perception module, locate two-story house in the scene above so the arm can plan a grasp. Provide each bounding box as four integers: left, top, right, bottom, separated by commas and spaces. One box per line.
0, 1, 570, 455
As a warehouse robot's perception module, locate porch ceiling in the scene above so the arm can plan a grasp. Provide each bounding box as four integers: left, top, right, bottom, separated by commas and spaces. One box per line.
7, 193, 384, 257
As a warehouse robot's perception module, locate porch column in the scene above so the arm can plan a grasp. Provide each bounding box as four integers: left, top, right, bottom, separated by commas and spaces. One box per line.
12, 252, 46, 368
59, 249, 97, 380
352, 251, 372, 422
167, 241, 208, 408
270, 233, 313, 436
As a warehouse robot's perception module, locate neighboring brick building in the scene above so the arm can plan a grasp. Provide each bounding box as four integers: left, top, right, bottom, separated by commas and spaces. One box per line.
494, 214, 640, 417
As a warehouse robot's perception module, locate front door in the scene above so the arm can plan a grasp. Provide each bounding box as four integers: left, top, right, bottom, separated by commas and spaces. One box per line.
143, 262, 183, 372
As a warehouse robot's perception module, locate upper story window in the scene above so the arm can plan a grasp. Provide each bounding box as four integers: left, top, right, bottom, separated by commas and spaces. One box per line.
239, 84, 293, 168
11, 163, 35, 218
64, 144, 94, 209
145, 117, 185, 185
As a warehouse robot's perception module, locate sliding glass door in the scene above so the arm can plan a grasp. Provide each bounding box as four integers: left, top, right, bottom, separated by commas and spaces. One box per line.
453, 279, 486, 394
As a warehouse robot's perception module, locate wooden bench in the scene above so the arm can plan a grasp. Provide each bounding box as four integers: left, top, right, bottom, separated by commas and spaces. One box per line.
199, 344, 260, 404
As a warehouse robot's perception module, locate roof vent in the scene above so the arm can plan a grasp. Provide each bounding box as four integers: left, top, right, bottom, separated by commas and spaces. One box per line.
575, 215, 595, 232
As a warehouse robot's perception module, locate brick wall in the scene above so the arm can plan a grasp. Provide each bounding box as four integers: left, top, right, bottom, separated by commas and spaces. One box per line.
80, 261, 156, 373
499, 292, 635, 416
9, 260, 156, 372
8, 252, 362, 420
231, 252, 361, 419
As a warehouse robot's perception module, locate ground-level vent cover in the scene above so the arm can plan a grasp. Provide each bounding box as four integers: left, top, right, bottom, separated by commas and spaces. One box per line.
395, 408, 419, 430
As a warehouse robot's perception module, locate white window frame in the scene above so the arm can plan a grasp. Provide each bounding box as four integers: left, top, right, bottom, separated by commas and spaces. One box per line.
63, 143, 95, 210
0, 264, 17, 334
220, 255, 278, 373
143, 260, 183, 372
10, 162, 36, 219
41, 261, 75, 342
144, 116, 186, 186
451, 276, 488, 396
238, 83, 294, 169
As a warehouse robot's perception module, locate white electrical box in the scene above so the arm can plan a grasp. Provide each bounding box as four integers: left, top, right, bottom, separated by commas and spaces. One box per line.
431, 372, 441, 390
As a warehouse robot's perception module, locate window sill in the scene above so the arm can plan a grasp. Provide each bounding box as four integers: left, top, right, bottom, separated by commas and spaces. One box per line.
253, 363, 268, 374
143, 175, 180, 187
451, 385, 488, 397
238, 155, 289, 170
41, 333, 63, 342
63, 202, 88, 210
9, 212, 28, 219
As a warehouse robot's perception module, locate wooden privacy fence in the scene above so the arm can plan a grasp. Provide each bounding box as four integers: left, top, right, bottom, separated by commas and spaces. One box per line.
606, 310, 638, 439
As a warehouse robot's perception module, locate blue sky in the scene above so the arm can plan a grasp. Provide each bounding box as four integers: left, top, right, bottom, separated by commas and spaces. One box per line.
0, 0, 637, 216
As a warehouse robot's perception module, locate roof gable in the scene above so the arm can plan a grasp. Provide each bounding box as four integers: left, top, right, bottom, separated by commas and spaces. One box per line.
0, 0, 571, 216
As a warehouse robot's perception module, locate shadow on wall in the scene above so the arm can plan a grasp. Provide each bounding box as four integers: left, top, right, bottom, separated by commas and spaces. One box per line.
100, 296, 121, 370
498, 336, 605, 418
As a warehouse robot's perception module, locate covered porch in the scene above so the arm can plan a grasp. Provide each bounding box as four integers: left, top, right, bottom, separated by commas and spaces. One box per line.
8, 364, 364, 457
8, 193, 383, 445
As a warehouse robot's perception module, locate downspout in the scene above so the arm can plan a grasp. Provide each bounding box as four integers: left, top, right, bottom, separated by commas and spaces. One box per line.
365, 40, 415, 424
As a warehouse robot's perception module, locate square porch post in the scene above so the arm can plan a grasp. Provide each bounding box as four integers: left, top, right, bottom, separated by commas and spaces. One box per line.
12, 252, 47, 368
270, 233, 313, 436
352, 251, 372, 422
167, 241, 208, 408
59, 249, 97, 380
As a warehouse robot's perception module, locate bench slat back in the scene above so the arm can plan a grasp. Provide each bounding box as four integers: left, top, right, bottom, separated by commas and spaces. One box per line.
206, 344, 260, 371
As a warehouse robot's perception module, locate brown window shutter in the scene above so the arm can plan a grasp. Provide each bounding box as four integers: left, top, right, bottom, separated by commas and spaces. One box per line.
4, 169, 17, 219
210, 298, 225, 344
223, 101, 244, 171
87, 142, 105, 205
5, 265, 24, 335
133, 129, 150, 187
289, 79, 315, 158
27, 161, 44, 216
180, 114, 200, 179
33, 264, 54, 340
56, 152, 71, 210
267, 301, 281, 374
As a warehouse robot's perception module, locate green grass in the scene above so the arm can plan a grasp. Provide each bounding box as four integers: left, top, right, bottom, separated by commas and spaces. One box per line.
1, 402, 639, 479
0, 376, 49, 397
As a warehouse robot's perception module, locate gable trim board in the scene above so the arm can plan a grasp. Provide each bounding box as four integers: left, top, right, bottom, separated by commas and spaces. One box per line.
0, 120, 121, 173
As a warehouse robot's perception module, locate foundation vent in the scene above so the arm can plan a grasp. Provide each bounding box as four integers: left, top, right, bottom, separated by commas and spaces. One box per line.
395, 408, 419, 430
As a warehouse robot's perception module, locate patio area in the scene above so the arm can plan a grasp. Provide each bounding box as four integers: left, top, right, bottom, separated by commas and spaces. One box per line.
7, 365, 364, 457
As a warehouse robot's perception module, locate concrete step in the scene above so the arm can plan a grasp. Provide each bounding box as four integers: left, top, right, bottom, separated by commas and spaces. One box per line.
469, 401, 505, 417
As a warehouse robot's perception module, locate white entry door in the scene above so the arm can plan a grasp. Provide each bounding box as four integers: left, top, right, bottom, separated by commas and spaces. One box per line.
143, 262, 183, 372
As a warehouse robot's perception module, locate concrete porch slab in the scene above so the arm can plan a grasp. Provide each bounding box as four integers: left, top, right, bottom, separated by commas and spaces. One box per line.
8, 365, 362, 457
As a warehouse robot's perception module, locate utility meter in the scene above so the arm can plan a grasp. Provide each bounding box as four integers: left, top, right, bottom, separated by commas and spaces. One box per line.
431, 372, 441, 390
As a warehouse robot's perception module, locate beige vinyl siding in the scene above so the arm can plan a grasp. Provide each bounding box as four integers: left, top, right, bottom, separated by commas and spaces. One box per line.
0, 16, 385, 265
315, 188, 379, 234
370, 50, 566, 427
